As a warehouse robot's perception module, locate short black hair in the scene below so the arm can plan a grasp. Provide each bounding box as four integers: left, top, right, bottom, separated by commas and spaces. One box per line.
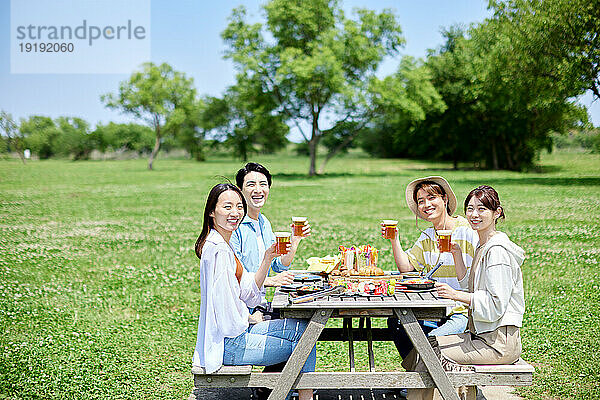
235, 162, 272, 188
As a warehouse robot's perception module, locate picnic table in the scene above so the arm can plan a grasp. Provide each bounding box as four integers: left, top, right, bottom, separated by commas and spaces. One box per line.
191, 284, 533, 400
268, 287, 461, 400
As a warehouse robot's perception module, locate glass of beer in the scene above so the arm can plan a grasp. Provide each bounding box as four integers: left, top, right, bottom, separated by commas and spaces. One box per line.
292, 217, 307, 237
274, 232, 291, 254
437, 230, 452, 252
382, 220, 398, 239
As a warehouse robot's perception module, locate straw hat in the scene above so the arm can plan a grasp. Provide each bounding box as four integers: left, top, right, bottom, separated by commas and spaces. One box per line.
405, 176, 457, 220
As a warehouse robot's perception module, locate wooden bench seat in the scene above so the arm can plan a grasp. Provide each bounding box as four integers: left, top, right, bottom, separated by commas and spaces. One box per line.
191, 358, 534, 391
190, 316, 533, 398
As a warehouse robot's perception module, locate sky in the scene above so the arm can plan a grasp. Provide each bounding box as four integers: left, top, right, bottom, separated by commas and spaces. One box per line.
1, 0, 598, 143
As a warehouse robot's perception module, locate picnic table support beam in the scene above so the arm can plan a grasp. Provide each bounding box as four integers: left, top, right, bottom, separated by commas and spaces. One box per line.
366, 317, 375, 372
267, 308, 333, 400
394, 308, 460, 400
344, 318, 356, 372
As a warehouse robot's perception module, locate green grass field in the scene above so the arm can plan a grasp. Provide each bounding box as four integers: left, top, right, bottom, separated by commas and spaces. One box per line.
1, 151, 599, 399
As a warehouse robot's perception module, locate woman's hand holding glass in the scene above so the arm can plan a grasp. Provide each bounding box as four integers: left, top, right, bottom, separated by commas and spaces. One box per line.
264, 243, 279, 261
450, 242, 462, 256
435, 282, 459, 300
381, 221, 398, 240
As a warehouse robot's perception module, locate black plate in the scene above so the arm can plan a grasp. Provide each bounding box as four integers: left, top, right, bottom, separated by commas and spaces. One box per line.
400, 278, 435, 290
280, 284, 303, 292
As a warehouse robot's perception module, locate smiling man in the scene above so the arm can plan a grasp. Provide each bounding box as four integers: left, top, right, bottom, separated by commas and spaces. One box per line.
230, 162, 310, 318
229, 162, 312, 399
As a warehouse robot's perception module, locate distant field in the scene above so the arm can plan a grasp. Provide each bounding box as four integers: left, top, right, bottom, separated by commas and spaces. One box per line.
1, 151, 599, 399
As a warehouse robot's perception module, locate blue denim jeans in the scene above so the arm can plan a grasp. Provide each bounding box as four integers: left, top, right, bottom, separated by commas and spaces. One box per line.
427, 313, 468, 337
387, 313, 468, 359
223, 318, 316, 373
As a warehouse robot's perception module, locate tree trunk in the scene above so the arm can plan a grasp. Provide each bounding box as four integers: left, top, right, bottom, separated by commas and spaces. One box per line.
149, 123, 161, 170
16, 145, 26, 164
194, 148, 205, 161
9, 137, 26, 164
317, 131, 358, 174
503, 140, 515, 170
491, 140, 499, 170
308, 112, 320, 176
308, 138, 318, 176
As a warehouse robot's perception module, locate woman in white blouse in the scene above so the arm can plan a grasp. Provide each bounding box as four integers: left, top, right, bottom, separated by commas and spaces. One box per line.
405, 185, 525, 400
192, 183, 315, 400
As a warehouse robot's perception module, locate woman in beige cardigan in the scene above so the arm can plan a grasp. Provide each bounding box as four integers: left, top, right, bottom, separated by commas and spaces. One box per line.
405, 185, 525, 400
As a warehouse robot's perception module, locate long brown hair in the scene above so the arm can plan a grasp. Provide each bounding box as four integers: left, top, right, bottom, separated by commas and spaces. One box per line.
194, 183, 247, 259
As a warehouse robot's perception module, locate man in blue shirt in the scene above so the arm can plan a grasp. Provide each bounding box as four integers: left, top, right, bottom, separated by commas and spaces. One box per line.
230, 162, 311, 316
230, 162, 311, 400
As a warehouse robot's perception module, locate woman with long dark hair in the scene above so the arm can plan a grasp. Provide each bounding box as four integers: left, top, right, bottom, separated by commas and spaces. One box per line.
192, 183, 316, 400
406, 185, 525, 400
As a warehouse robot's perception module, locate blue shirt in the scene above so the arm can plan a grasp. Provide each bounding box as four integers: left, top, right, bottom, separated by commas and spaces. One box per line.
230, 213, 288, 275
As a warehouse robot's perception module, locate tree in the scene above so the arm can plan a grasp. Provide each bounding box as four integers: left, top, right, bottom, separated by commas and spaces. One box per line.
53, 117, 100, 160
20, 116, 60, 159
490, 0, 600, 99
0, 111, 26, 163
101, 62, 198, 170
222, 0, 404, 175
202, 76, 289, 161
174, 98, 207, 161
360, 57, 447, 161
92, 122, 155, 154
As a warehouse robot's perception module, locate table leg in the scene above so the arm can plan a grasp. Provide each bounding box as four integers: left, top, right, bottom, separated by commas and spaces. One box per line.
267, 309, 333, 400
394, 308, 460, 400
366, 318, 375, 372
344, 318, 355, 372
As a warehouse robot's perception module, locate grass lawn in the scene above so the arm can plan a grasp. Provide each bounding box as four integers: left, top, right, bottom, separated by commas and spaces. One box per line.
1, 150, 599, 399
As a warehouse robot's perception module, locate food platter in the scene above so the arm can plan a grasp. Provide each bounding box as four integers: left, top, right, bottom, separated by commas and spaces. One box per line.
400, 278, 435, 290
295, 284, 324, 296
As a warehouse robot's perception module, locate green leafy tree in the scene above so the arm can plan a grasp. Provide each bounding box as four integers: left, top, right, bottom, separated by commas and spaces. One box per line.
20, 116, 60, 159
402, 3, 592, 170
0, 111, 26, 163
92, 122, 155, 154
101, 62, 198, 170
174, 99, 205, 161
53, 117, 100, 160
490, 0, 600, 99
203, 77, 288, 161
222, 0, 404, 175
359, 57, 447, 160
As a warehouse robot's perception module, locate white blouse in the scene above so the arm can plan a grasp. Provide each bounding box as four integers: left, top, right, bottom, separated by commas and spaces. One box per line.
192, 229, 263, 373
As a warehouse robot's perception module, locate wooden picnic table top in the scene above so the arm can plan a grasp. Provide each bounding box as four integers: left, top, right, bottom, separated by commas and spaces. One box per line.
272, 289, 456, 310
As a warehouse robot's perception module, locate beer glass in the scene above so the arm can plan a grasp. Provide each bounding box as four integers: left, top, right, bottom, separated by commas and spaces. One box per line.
292, 217, 307, 237
382, 220, 398, 240
274, 232, 291, 254
437, 229, 452, 252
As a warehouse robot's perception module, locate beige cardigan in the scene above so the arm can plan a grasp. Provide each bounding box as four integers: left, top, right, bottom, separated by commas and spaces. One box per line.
459, 232, 525, 334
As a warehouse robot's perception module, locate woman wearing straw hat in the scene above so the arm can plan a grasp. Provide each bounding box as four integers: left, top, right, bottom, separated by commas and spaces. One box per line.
383, 176, 479, 361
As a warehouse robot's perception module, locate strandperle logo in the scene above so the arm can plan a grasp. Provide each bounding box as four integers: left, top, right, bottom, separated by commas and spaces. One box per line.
10, 0, 151, 74
15, 20, 147, 46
